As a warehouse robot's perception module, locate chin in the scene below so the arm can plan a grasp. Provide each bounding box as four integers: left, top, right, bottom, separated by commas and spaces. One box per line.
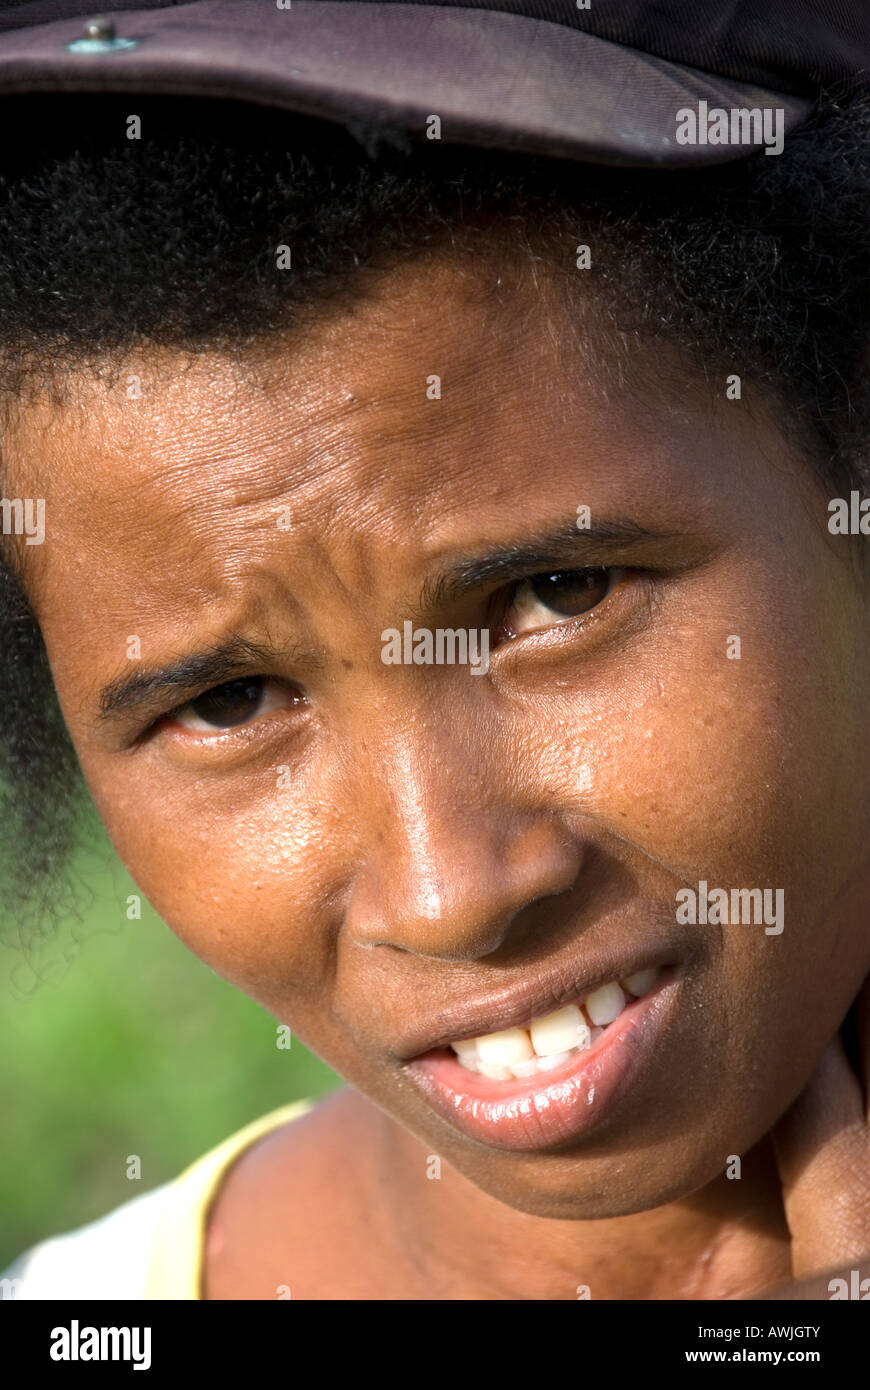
450, 1141, 724, 1222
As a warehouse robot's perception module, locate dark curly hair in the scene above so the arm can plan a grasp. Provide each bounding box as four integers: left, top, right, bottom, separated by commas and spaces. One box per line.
0, 86, 868, 949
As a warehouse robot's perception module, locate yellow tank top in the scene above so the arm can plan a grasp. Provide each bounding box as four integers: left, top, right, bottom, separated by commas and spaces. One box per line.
145, 1097, 314, 1298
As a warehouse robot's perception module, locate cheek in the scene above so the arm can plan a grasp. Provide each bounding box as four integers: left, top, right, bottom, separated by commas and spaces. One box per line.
85, 767, 340, 1013
566, 561, 870, 929
518, 571, 870, 1119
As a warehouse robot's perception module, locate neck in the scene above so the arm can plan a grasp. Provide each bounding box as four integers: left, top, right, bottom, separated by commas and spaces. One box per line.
367, 1102, 791, 1300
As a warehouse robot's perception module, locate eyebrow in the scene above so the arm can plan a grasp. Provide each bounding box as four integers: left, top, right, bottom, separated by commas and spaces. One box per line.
97, 635, 288, 724
420, 518, 679, 611
96, 518, 678, 724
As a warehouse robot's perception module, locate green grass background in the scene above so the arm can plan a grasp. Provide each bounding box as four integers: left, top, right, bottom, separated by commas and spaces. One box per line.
0, 829, 340, 1270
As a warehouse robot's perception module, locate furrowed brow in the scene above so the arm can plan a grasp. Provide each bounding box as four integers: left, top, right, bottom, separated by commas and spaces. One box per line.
421, 519, 679, 611
97, 635, 282, 723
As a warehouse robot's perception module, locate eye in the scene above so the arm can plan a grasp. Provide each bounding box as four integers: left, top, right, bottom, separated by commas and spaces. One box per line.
502, 567, 626, 639
169, 677, 299, 733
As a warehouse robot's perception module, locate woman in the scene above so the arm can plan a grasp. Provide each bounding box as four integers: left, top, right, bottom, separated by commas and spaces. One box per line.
1, 0, 869, 1300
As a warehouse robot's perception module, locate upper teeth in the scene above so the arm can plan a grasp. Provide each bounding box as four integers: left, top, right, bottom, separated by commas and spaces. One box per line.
449, 968, 659, 1079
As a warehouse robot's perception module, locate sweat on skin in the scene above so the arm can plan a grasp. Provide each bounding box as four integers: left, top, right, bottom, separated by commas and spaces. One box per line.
4, 248, 870, 1299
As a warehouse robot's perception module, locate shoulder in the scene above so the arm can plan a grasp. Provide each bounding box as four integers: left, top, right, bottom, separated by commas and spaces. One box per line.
203, 1087, 378, 1299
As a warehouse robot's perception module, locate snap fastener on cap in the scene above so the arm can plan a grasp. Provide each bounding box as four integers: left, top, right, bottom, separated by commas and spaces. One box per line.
66, 16, 139, 54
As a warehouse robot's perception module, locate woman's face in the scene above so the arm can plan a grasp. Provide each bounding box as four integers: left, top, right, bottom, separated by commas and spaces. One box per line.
12, 250, 870, 1219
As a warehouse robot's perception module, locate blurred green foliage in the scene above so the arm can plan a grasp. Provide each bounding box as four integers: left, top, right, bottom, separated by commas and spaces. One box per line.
0, 834, 340, 1269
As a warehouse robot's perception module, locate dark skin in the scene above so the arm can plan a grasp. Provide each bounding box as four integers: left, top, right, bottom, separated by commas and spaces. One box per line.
9, 250, 870, 1298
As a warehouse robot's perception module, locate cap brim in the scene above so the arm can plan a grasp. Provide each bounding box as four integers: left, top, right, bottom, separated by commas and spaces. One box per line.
0, 0, 813, 167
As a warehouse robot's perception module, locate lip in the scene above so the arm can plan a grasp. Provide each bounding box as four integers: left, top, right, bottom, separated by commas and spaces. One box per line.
404, 968, 680, 1152
396, 946, 678, 1059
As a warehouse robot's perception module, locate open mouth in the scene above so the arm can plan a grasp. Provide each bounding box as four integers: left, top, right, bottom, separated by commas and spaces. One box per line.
404, 965, 681, 1152
448, 968, 659, 1081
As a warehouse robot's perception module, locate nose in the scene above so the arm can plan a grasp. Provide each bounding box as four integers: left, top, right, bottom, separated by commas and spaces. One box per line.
344, 727, 582, 961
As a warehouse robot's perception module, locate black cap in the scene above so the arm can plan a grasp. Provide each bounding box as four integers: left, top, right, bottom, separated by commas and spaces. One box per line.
0, 0, 867, 167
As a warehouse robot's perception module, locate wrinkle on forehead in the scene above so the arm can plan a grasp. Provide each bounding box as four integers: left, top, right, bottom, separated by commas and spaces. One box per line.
1, 238, 620, 478
3, 249, 616, 598
0, 242, 803, 613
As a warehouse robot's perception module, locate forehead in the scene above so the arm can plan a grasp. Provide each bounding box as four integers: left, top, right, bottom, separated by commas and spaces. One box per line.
4, 249, 791, 627
10, 255, 562, 504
